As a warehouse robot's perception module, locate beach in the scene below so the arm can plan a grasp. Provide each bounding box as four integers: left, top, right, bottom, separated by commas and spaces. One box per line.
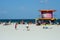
0, 24, 60, 40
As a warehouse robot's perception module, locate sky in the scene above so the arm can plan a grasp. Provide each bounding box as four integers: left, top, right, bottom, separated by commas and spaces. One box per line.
0, 0, 60, 19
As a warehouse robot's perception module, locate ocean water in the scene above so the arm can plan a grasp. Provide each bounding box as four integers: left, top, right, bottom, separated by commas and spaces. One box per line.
0, 19, 35, 23
0, 19, 60, 24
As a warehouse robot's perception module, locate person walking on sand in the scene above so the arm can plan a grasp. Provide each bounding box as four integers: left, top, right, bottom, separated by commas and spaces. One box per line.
15, 23, 18, 30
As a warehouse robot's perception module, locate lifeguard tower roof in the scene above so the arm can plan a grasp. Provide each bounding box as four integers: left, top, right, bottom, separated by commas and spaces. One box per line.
39, 10, 56, 13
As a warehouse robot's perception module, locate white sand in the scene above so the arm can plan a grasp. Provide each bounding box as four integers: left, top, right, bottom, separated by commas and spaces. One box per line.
0, 24, 60, 40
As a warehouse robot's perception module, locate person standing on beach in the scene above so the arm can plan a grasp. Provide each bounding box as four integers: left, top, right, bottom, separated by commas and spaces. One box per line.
26, 24, 30, 31
15, 23, 18, 30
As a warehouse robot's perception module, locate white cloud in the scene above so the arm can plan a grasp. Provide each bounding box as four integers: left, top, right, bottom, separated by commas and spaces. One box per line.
19, 6, 25, 10
40, 0, 48, 3
40, 0, 44, 3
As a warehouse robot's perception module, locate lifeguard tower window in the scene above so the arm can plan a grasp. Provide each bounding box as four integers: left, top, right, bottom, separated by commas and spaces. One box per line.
42, 13, 52, 18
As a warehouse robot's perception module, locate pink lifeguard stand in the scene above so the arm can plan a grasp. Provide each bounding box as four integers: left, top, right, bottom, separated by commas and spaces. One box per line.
36, 10, 56, 25
39, 10, 56, 20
